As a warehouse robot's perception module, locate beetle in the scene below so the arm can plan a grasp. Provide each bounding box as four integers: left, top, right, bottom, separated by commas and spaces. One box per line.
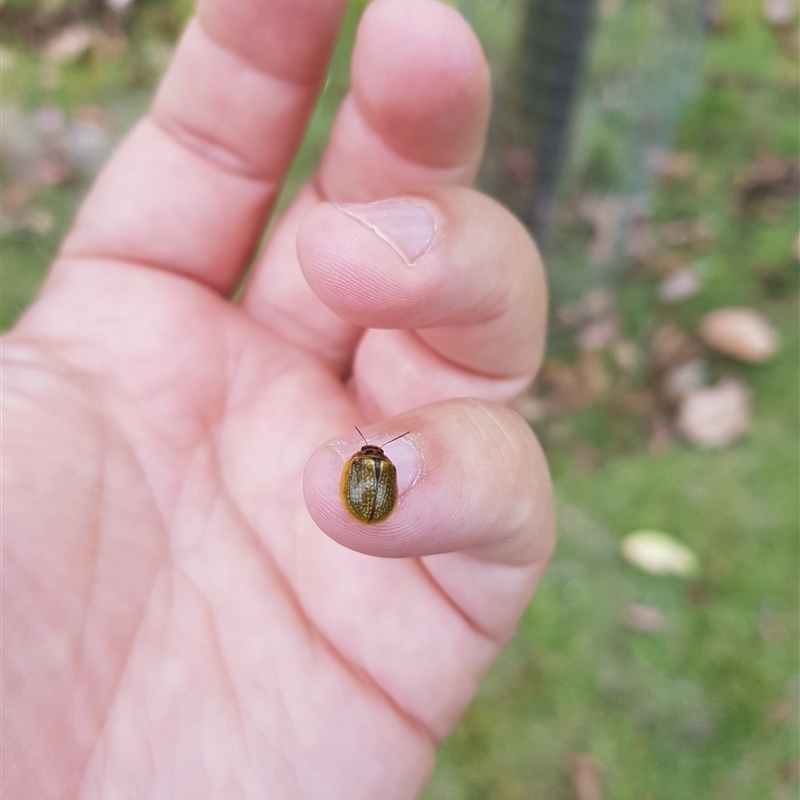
340, 427, 410, 524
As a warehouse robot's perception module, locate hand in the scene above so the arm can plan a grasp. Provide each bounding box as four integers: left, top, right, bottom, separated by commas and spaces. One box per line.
2, 0, 554, 797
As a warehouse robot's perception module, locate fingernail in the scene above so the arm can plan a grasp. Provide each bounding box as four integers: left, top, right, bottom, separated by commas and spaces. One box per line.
331, 433, 422, 494
334, 199, 437, 265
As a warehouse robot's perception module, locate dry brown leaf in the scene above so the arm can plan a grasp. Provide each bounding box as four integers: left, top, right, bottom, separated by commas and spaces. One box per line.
0, 183, 34, 214
509, 389, 548, 423
569, 754, 603, 800
557, 288, 614, 328
0, 45, 15, 73
768, 699, 797, 728
626, 221, 656, 264
576, 316, 621, 350
503, 145, 537, 189
646, 148, 696, 180
779, 758, 799, 784
763, 0, 797, 25
622, 604, 667, 633
22, 208, 55, 235
538, 351, 609, 414
31, 157, 73, 186
72, 105, 112, 132
612, 340, 641, 372
657, 219, 716, 248
676, 378, 752, 448
662, 358, 709, 400
658, 266, 702, 302
616, 390, 654, 416
650, 325, 699, 370
587, 196, 624, 265
648, 412, 675, 454
572, 441, 604, 472
700, 307, 779, 362
45, 25, 93, 63
735, 157, 800, 213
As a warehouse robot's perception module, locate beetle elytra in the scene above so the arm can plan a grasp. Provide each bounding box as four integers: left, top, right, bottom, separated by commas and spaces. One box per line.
339, 427, 410, 524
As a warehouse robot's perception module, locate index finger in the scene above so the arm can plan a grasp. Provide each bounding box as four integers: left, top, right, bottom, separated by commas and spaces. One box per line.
56, 0, 347, 292
240, 0, 492, 370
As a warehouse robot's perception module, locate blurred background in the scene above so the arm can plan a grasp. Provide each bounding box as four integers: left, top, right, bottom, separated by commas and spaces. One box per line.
1, 0, 797, 797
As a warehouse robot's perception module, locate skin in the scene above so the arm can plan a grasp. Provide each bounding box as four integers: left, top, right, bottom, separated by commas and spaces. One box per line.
1, 0, 555, 798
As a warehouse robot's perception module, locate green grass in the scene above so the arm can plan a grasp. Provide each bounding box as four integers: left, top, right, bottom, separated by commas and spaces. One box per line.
423, 0, 799, 797
2, 0, 798, 797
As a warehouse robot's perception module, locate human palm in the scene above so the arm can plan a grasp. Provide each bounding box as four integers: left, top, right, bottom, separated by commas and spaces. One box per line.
2, 1, 554, 798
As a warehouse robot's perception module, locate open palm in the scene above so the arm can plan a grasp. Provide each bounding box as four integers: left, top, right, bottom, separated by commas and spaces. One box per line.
2, 1, 554, 797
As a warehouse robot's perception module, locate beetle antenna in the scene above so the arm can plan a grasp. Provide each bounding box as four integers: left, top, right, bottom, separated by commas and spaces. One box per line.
354, 426, 369, 446
382, 431, 411, 446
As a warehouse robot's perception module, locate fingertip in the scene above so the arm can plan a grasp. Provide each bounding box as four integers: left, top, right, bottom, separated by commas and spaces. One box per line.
352, 0, 491, 168
303, 427, 425, 557
297, 199, 438, 328
303, 401, 554, 567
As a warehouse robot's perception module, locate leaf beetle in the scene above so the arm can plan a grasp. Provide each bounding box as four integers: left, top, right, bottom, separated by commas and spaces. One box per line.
340, 427, 410, 524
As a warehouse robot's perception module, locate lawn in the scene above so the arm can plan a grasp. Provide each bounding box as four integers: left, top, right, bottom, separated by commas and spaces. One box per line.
1, 0, 797, 798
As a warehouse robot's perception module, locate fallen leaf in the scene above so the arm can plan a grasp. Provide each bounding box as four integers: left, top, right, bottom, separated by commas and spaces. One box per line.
569, 754, 603, 800
36, 105, 66, 138
779, 758, 799, 784
646, 148, 696, 180
658, 266, 702, 302
648, 412, 675, 454
504, 145, 537, 189
557, 288, 615, 328
735, 157, 800, 214
676, 378, 752, 448
657, 218, 716, 248
641, 249, 688, 276
650, 324, 698, 370
538, 351, 609, 414
768, 700, 796, 727
662, 358, 709, 399
22, 208, 55, 235
626, 221, 656, 264
620, 530, 700, 577
612, 340, 641, 372
763, 0, 797, 25
576, 316, 621, 350
0, 183, 34, 215
700, 307, 779, 362
72, 105, 112, 132
93, 32, 129, 60
587, 196, 624, 265
510, 390, 548, 423
63, 120, 112, 176
45, 25, 93, 64
616, 390, 654, 416
622, 604, 667, 633
31, 157, 73, 186
776, 25, 800, 57
758, 609, 788, 643
0, 46, 15, 72
572, 442, 604, 472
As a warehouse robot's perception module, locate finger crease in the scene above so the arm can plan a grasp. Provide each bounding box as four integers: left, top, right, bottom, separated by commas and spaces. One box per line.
215, 475, 439, 748
198, 15, 322, 92
352, 95, 477, 176
148, 111, 283, 186
414, 557, 503, 648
